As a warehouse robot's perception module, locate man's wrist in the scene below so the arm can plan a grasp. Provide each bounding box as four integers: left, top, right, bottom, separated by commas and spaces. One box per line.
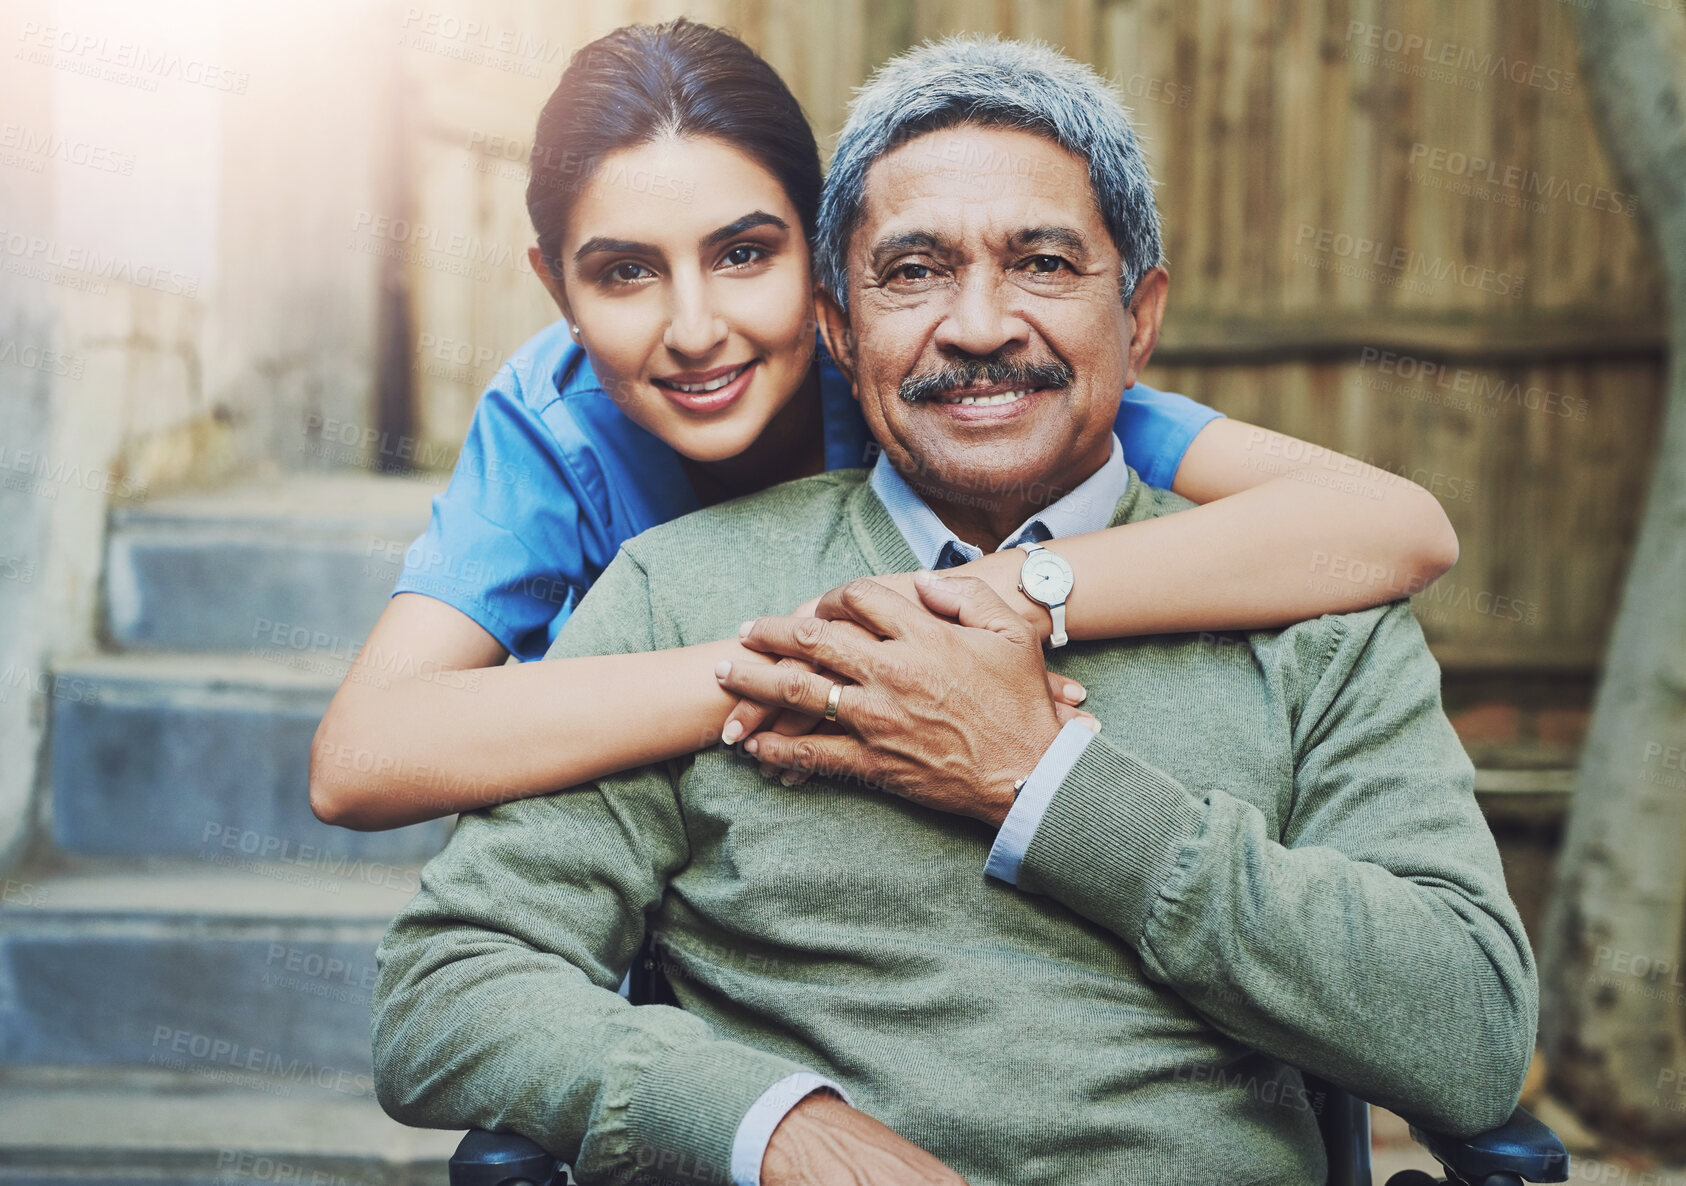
986, 718, 1101, 882
760, 1091, 854, 1184
734, 1074, 851, 1186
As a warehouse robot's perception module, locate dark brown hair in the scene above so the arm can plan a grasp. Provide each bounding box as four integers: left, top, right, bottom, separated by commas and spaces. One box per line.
526, 19, 821, 278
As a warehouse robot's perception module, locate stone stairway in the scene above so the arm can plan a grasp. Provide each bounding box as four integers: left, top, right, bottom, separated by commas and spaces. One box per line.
0, 474, 460, 1186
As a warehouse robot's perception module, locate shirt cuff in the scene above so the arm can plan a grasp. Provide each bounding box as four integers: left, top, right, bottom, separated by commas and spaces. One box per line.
985, 719, 1100, 885
729, 1072, 853, 1186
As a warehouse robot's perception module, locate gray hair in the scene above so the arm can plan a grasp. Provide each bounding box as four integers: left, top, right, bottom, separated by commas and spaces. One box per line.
816, 35, 1163, 310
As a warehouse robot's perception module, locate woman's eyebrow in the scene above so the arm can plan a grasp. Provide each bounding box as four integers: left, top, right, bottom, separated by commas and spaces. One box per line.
573, 236, 656, 263
700, 211, 789, 248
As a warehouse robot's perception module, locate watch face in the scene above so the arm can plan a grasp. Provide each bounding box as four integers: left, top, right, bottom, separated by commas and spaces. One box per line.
1023, 551, 1073, 603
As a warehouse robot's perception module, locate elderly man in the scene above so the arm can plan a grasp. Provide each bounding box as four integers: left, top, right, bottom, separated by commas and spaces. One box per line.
372, 36, 1535, 1186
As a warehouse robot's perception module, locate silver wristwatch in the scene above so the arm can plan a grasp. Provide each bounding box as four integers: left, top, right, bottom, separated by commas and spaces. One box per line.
1016, 541, 1075, 648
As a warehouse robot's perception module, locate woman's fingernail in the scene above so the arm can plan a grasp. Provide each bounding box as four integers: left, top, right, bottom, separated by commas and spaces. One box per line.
744, 738, 759, 755
781, 772, 798, 786
714, 660, 731, 679
721, 720, 743, 744
1066, 683, 1086, 704
738, 620, 754, 638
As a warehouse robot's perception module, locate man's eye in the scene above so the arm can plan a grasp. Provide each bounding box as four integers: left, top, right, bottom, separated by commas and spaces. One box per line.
893, 262, 932, 282
722, 244, 767, 268
608, 261, 653, 283
1024, 255, 1068, 274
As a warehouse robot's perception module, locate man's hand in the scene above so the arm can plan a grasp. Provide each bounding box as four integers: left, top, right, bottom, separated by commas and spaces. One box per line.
715, 573, 1094, 827
718, 579, 1090, 785
761, 1093, 967, 1186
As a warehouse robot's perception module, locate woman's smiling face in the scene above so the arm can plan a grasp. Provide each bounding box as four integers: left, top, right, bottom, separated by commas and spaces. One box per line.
549, 135, 818, 463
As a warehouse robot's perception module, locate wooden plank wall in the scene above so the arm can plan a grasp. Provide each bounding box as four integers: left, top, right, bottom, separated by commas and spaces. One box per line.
391, 0, 1667, 671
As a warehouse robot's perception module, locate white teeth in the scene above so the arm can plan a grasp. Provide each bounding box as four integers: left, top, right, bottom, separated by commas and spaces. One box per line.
665, 364, 749, 395
948, 389, 1029, 407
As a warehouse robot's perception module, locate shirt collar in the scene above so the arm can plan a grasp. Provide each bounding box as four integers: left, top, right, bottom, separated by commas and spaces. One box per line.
868, 434, 1128, 569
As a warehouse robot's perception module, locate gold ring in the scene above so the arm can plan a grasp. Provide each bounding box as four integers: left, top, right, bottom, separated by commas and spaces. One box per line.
823, 681, 844, 722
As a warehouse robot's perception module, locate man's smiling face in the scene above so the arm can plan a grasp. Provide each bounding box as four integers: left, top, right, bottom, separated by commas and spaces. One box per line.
820, 123, 1164, 545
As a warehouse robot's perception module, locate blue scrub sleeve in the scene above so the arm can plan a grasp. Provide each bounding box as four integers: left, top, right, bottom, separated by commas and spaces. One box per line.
392, 376, 589, 663
1113, 382, 1224, 491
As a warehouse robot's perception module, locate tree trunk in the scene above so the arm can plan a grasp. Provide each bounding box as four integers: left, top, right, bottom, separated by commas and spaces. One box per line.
1540, 1, 1686, 1154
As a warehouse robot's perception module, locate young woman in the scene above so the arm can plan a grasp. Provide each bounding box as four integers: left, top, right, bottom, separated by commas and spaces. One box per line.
310, 19, 1457, 830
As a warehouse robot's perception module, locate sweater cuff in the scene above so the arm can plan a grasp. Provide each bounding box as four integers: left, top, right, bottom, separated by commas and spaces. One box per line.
1015, 734, 1205, 943
624, 1040, 810, 1184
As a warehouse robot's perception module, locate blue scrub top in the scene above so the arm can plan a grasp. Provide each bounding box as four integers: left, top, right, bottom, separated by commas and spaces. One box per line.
395, 320, 1223, 661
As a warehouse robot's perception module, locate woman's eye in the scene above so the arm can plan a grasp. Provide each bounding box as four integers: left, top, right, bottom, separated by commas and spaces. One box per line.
722, 244, 767, 268
608, 261, 653, 283
1024, 255, 1067, 274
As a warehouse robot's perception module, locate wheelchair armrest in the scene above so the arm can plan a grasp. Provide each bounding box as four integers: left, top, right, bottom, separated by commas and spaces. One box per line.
1410, 1105, 1570, 1183
448, 1129, 568, 1186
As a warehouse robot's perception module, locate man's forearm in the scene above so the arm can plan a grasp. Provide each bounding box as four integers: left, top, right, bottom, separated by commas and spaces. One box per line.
1008, 729, 1536, 1135
371, 782, 816, 1180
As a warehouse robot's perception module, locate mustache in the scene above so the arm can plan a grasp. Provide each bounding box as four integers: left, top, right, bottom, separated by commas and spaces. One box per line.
897, 357, 1075, 403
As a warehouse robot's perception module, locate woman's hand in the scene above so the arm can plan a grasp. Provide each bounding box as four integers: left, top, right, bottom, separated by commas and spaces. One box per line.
720, 575, 1091, 784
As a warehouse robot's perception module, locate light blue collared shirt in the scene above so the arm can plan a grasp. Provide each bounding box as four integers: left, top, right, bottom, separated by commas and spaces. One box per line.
726, 436, 1129, 1185
868, 436, 1123, 883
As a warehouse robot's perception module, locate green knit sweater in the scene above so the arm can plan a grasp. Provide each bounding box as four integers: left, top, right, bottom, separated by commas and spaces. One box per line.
372, 469, 1536, 1186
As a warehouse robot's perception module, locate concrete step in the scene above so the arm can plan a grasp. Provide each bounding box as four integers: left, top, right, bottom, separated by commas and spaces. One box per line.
105, 474, 441, 653
0, 866, 417, 1072
46, 653, 450, 861
0, 1068, 458, 1186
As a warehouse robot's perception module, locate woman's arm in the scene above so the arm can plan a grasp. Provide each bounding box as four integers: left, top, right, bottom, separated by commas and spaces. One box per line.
900, 416, 1459, 641
309, 593, 769, 830
311, 593, 1095, 829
